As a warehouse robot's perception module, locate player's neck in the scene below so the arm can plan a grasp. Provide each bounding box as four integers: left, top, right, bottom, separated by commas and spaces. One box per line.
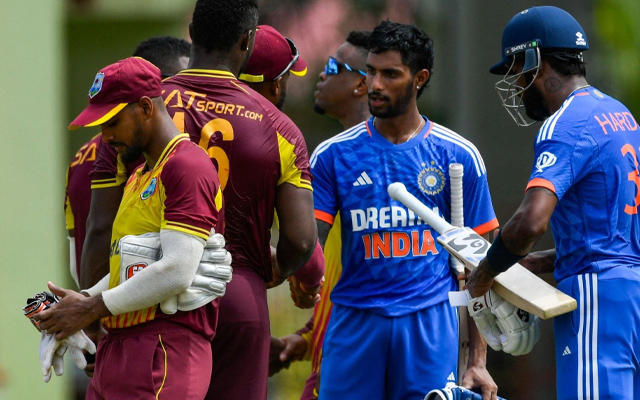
340, 101, 371, 130
188, 49, 242, 77
144, 118, 182, 169
545, 76, 589, 115
373, 109, 424, 144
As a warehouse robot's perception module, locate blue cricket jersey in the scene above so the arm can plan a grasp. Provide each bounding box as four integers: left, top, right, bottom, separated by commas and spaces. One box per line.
527, 87, 640, 282
311, 117, 498, 316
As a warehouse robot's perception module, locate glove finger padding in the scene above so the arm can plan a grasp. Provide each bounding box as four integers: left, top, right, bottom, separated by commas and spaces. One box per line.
66, 330, 97, 355
52, 345, 66, 377
488, 291, 541, 356
40, 332, 63, 382
467, 293, 504, 351
160, 296, 178, 315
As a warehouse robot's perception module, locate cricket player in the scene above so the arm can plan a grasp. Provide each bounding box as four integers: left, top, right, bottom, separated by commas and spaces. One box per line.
37, 57, 223, 399
167, 2, 317, 399
65, 36, 190, 288
269, 30, 372, 400
313, 21, 499, 400
466, 6, 640, 400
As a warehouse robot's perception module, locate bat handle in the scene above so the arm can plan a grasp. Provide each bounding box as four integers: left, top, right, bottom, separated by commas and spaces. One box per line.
387, 182, 453, 235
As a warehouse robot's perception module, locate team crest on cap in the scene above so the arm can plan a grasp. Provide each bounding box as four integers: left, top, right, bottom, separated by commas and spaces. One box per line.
89, 72, 105, 98
418, 166, 445, 195
141, 177, 157, 200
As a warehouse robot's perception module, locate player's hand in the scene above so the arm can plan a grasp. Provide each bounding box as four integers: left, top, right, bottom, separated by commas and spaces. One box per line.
461, 363, 498, 400
288, 276, 321, 309
33, 282, 109, 340
465, 259, 499, 298
268, 336, 290, 376
279, 333, 308, 363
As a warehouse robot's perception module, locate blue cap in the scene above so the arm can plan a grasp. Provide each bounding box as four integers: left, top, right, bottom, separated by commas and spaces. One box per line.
490, 6, 589, 75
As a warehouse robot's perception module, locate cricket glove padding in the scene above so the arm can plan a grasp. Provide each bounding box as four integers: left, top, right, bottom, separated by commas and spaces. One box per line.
467, 291, 504, 352
489, 291, 540, 356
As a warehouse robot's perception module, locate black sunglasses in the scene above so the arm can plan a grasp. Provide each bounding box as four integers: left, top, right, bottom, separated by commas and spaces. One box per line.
324, 56, 366, 76
273, 37, 300, 81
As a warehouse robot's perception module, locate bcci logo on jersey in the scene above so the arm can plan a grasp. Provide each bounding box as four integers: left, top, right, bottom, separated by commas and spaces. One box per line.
418, 167, 445, 195
141, 177, 158, 200
89, 72, 105, 98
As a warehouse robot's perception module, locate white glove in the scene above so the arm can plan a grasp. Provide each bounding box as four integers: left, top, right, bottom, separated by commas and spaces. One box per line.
39, 330, 97, 383
467, 291, 504, 352
40, 332, 65, 383
160, 232, 232, 314
489, 292, 540, 356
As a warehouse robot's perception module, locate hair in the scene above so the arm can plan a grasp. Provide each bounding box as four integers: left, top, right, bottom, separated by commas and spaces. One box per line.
542, 51, 587, 78
133, 36, 190, 73
191, 0, 259, 53
346, 30, 371, 60
368, 21, 434, 98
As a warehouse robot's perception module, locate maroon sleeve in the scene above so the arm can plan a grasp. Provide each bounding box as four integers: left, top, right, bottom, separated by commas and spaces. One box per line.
296, 316, 314, 336
160, 142, 221, 240
293, 240, 325, 288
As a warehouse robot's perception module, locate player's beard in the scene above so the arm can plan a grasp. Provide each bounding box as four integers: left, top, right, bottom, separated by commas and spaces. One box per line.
121, 124, 145, 164
313, 104, 326, 115
369, 81, 414, 119
522, 74, 550, 121
276, 88, 287, 111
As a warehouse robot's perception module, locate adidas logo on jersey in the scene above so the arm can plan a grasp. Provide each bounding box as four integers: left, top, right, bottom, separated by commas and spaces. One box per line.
562, 346, 571, 356
353, 171, 373, 186
446, 372, 456, 382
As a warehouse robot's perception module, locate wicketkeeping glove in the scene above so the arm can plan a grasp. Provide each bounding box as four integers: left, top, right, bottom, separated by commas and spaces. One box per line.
160, 231, 232, 314
25, 291, 97, 382
489, 291, 540, 356
467, 290, 504, 352
425, 385, 507, 400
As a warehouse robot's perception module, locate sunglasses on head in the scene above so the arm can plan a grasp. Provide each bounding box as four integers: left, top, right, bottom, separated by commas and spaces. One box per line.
273, 37, 300, 81
324, 56, 366, 76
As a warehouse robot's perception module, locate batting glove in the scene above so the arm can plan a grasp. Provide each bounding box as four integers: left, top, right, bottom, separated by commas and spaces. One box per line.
425, 385, 507, 400
467, 291, 504, 352
160, 232, 232, 314
489, 292, 541, 356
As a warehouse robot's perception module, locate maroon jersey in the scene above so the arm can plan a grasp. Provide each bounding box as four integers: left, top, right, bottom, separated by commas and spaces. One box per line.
162, 69, 312, 282
91, 140, 144, 189
65, 134, 102, 277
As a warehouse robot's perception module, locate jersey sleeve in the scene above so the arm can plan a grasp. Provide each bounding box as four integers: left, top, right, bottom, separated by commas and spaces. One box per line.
90, 141, 128, 189
160, 148, 221, 240
277, 131, 313, 191
310, 146, 339, 225
526, 125, 594, 202
459, 153, 499, 235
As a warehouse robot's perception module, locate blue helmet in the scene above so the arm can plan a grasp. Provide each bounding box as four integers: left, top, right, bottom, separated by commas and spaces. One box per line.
490, 6, 589, 75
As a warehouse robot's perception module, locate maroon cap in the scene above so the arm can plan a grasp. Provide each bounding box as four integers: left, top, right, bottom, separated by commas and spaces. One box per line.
69, 57, 162, 130
239, 25, 307, 83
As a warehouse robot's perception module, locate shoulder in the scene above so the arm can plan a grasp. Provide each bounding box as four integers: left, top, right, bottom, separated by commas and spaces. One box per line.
164, 140, 215, 177
310, 121, 369, 167
427, 122, 487, 177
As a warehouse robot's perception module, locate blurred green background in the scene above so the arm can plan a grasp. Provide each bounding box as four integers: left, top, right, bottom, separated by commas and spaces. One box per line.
1, 0, 638, 399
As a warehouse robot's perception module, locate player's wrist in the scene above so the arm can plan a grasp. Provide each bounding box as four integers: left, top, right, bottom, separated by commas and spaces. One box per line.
485, 230, 526, 273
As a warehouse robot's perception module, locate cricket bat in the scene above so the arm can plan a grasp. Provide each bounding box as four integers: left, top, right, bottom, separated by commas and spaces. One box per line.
387, 182, 577, 319
449, 164, 468, 385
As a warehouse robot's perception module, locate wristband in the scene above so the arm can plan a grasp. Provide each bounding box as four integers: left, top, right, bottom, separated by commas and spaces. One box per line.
486, 230, 526, 273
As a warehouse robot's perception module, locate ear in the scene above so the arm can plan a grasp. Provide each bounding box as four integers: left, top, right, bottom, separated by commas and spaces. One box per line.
271, 78, 282, 97
241, 29, 254, 52
137, 97, 154, 121
353, 76, 367, 96
414, 69, 429, 90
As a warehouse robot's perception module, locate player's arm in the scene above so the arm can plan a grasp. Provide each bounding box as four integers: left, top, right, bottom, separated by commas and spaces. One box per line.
462, 232, 498, 397
317, 220, 331, 249
79, 185, 123, 289
520, 249, 556, 274
467, 187, 558, 297
274, 183, 317, 279
35, 230, 205, 339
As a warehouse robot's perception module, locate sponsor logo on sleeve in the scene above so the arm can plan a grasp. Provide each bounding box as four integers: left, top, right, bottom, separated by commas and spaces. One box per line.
535, 151, 557, 173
